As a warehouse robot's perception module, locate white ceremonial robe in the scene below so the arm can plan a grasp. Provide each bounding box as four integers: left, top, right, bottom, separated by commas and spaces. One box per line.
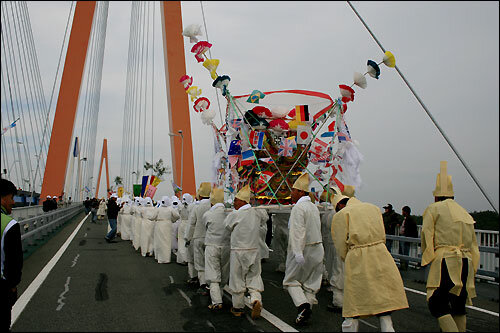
117, 208, 122, 235
226, 205, 264, 309
132, 206, 143, 251
97, 201, 106, 218
120, 205, 132, 240
204, 203, 231, 304
140, 206, 157, 257
255, 208, 270, 260
154, 206, 180, 263
271, 212, 290, 272
283, 196, 324, 307
185, 199, 211, 285
183, 204, 198, 278
177, 203, 192, 264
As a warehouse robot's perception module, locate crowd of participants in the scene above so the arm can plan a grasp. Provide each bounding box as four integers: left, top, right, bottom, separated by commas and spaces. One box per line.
87, 161, 479, 332
42, 195, 73, 212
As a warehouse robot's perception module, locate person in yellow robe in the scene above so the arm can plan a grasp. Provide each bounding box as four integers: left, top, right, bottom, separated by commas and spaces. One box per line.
331, 194, 408, 332
421, 161, 480, 332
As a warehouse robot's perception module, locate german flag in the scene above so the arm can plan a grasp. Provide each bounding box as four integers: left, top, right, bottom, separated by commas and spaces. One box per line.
295, 105, 309, 122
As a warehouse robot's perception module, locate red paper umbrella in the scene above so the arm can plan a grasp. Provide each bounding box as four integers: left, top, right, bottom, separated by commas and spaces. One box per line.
193, 97, 210, 113
268, 119, 290, 132
191, 41, 212, 63
179, 75, 193, 90
252, 106, 273, 118
339, 85, 355, 103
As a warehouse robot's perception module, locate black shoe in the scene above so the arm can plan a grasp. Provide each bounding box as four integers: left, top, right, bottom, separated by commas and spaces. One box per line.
327, 304, 342, 313
187, 277, 199, 285
296, 303, 312, 325
104, 237, 111, 243
231, 307, 245, 317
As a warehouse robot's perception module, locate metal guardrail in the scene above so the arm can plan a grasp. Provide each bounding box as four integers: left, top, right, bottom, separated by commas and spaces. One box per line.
18, 204, 84, 251
386, 234, 499, 280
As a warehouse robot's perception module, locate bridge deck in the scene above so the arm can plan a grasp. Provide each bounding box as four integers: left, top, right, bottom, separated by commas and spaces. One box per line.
12, 214, 499, 332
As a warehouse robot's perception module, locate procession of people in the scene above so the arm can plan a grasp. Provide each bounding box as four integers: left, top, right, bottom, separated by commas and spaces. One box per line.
72, 160, 481, 332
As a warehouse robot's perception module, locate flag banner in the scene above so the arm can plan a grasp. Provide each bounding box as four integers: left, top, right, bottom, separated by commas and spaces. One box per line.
133, 184, 142, 197
331, 176, 345, 192
1, 118, 18, 136
258, 171, 274, 184
297, 125, 312, 144
337, 132, 351, 142
145, 185, 157, 198
259, 157, 274, 164
117, 186, 124, 198
141, 176, 149, 197
328, 121, 336, 132
229, 155, 239, 168
240, 149, 255, 166
288, 136, 297, 149
309, 138, 328, 156
149, 175, 156, 185
321, 131, 335, 138
230, 119, 242, 129
152, 177, 162, 187
73, 137, 79, 157
228, 140, 241, 156
278, 137, 294, 157
249, 130, 265, 149
172, 180, 182, 192
295, 105, 310, 122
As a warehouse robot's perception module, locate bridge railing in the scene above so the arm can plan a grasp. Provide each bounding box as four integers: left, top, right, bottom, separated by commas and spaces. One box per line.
17, 204, 85, 251
11, 202, 82, 221
387, 227, 499, 280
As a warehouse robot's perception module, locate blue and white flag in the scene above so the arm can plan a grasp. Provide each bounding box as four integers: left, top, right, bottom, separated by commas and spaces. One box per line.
1, 118, 19, 136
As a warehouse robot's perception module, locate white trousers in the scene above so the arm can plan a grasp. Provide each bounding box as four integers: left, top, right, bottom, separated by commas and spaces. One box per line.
193, 238, 206, 285
229, 249, 264, 309
283, 243, 324, 307
205, 245, 230, 305
140, 219, 155, 256
154, 220, 172, 263
177, 220, 189, 263
132, 217, 142, 251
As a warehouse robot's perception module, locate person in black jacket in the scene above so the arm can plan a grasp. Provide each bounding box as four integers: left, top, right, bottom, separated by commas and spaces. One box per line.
105, 194, 121, 243
399, 205, 418, 270
1, 179, 23, 332
42, 195, 52, 213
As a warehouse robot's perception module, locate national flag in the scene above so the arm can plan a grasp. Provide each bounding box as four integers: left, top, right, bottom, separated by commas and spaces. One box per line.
152, 177, 162, 187
149, 175, 156, 185
328, 121, 336, 132
321, 131, 335, 138
295, 105, 309, 122
228, 140, 241, 156
229, 155, 239, 168
230, 119, 242, 129
310, 152, 331, 163
240, 149, 255, 166
73, 137, 79, 157
1, 118, 19, 136
278, 137, 294, 157
287, 136, 297, 149
141, 176, 149, 197
259, 157, 274, 164
330, 176, 345, 192
258, 171, 274, 184
219, 123, 227, 135
309, 138, 328, 156
337, 132, 351, 142
145, 185, 157, 198
297, 125, 312, 145
249, 130, 265, 149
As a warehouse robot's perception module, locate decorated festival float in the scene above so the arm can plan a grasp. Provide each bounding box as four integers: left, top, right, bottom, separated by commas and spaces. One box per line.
180, 24, 396, 207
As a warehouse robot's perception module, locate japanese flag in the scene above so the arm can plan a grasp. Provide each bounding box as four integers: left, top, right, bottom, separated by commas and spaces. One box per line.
297, 125, 312, 144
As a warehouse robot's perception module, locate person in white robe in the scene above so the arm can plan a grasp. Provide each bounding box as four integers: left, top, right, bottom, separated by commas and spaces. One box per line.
177, 193, 194, 265
97, 198, 106, 220
252, 194, 270, 262
132, 197, 144, 251
140, 197, 157, 257
120, 197, 132, 240
170, 196, 181, 256
185, 182, 212, 294
116, 198, 123, 236
226, 185, 264, 319
203, 187, 230, 310
154, 196, 180, 263
283, 173, 324, 326
184, 191, 199, 284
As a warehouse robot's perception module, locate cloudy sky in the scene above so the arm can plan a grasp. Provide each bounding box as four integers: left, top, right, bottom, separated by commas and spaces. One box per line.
24, 1, 499, 215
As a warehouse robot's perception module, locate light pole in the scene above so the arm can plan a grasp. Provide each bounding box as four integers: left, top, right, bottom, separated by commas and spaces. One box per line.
168, 130, 184, 196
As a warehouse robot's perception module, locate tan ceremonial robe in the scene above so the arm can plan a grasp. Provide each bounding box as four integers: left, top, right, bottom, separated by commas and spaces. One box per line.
332, 197, 408, 318
421, 199, 480, 304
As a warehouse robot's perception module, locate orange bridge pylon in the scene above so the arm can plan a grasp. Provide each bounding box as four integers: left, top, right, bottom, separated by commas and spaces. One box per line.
95, 139, 110, 198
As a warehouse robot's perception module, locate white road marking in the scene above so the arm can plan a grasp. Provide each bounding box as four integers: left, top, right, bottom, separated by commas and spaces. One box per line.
12, 213, 90, 325
404, 286, 499, 317
70, 254, 80, 268
222, 286, 298, 332
177, 288, 192, 307
206, 320, 216, 331
84, 233, 87, 237
169, 275, 174, 284
55, 276, 71, 311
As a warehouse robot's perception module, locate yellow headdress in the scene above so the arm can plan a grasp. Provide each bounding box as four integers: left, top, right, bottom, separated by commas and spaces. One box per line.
342, 185, 355, 198
292, 172, 310, 193
210, 187, 224, 205
331, 194, 349, 210
198, 182, 212, 198
433, 161, 454, 197
235, 184, 251, 204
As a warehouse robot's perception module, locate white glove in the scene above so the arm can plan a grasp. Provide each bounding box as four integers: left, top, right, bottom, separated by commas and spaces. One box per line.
295, 253, 305, 266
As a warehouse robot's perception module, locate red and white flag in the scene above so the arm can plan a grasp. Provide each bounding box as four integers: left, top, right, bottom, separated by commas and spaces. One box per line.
297, 125, 312, 144
258, 171, 274, 184
309, 138, 328, 156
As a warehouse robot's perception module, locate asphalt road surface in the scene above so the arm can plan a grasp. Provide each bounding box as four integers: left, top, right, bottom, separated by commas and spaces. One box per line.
12, 214, 499, 332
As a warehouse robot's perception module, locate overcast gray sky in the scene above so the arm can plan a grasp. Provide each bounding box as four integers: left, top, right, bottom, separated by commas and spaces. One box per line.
24, 1, 499, 215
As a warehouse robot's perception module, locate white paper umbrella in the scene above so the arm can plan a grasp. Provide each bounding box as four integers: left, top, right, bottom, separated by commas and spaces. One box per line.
353, 72, 367, 89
